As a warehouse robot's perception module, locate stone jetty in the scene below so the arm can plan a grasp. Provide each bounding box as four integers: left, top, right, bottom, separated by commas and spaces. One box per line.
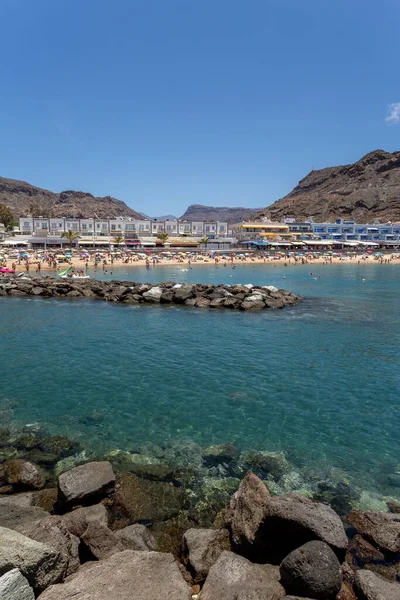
0, 275, 302, 311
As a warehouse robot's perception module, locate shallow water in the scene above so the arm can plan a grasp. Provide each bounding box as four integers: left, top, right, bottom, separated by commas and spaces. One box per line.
1, 263, 400, 501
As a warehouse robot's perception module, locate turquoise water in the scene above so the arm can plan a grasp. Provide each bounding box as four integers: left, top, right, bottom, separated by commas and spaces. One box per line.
1, 263, 400, 502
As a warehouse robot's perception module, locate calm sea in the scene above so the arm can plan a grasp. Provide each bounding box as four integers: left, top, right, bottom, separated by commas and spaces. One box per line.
1, 262, 400, 502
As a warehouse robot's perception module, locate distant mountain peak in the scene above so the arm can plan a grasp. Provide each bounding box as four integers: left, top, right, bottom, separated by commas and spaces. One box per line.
252, 149, 400, 223
180, 204, 260, 224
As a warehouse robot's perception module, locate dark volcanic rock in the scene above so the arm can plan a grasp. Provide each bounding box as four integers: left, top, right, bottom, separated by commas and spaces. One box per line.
280, 540, 342, 600
226, 471, 348, 563
80, 522, 124, 559
114, 523, 157, 551
5, 459, 46, 490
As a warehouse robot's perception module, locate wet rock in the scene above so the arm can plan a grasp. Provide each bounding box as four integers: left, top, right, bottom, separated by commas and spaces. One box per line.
62, 503, 109, 537
5, 459, 46, 490
173, 285, 194, 302
0, 502, 49, 529
0, 526, 65, 593
226, 471, 348, 563
150, 513, 195, 557
183, 527, 230, 582
81, 522, 124, 559
347, 534, 385, 566
129, 462, 175, 482
37, 435, 81, 459
54, 451, 89, 477
0, 568, 35, 600
112, 472, 184, 522
31, 488, 58, 512
114, 523, 157, 551
280, 540, 342, 600
58, 461, 115, 507
199, 551, 284, 600
336, 582, 358, 600
194, 297, 211, 308
37, 550, 192, 599
348, 509, 400, 553
355, 569, 400, 600
240, 449, 290, 481
203, 442, 239, 467
189, 477, 240, 526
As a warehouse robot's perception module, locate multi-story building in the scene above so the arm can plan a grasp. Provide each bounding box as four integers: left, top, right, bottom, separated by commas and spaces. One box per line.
231, 220, 292, 241
310, 218, 400, 243
18, 216, 229, 246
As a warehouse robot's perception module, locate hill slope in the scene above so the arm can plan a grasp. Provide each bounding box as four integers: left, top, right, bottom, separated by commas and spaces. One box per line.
180, 204, 260, 224
0, 176, 143, 219
253, 150, 400, 223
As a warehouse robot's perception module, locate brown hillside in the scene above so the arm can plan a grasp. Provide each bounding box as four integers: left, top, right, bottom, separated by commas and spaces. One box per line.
0, 176, 143, 219
253, 150, 400, 223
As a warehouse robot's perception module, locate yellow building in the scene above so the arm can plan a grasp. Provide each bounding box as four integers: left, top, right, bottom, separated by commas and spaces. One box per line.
231, 221, 294, 241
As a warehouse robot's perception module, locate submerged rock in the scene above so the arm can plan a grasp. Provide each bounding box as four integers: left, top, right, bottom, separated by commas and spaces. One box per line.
202, 442, 239, 468
280, 541, 342, 600
112, 472, 184, 522
240, 449, 290, 481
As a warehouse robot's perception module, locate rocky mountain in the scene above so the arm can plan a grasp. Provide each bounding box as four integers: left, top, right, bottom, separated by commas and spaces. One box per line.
253, 150, 400, 223
0, 176, 143, 219
180, 204, 260, 224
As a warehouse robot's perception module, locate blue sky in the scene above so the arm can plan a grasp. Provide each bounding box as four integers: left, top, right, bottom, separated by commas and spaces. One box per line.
0, 0, 399, 216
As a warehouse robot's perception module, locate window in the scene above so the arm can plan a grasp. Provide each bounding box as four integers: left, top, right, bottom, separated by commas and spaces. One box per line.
111, 224, 116, 231
82, 224, 87, 230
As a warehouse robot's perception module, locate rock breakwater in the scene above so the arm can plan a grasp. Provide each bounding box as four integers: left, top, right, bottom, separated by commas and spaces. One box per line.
0, 275, 302, 311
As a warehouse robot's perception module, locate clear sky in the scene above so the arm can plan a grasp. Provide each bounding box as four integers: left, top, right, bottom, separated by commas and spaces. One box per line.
0, 0, 399, 216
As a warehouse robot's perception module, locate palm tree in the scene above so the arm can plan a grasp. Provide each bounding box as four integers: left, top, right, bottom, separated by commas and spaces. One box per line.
156, 232, 169, 245
200, 236, 210, 249
113, 235, 125, 246
61, 230, 80, 248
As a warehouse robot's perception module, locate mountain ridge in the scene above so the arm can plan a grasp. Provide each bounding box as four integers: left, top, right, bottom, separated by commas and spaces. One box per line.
180, 204, 260, 224
252, 150, 400, 223
0, 175, 143, 219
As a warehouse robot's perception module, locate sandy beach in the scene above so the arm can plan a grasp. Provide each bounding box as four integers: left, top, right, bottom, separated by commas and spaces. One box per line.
2, 251, 400, 275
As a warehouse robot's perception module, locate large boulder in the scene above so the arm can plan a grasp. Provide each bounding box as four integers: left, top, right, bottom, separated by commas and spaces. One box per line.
183, 528, 231, 582
0, 568, 35, 600
142, 287, 163, 302
0, 503, 49, 529
114, 524, 157, 551
112, 472, 184, 522
37, 550, 192, 599
348, 510, 400, 553
16, 515, 79, 577
279, 541, 342, 600
226, 472, 348, 562
62, 503, 109, 537
355, 569, 400, 600
5, 459, 46, 490
0, 526, 65, 593
58, 461, 115, 507
198, 551, 284, 600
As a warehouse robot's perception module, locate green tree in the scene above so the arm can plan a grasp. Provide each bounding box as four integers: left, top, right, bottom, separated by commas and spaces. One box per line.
156, 232, 169, 245
200, 236, 210, 248
113, 235, 125, 245
0, 203, 17, 231
61, 230, 80, 246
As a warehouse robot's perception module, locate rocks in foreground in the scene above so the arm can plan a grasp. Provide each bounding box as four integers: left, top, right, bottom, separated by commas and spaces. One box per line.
0, 276, 302, 312
37, 550, 193, 600
348, 509, 400, 553
183, 527, 231, 582
279, 541, 342, 600
226, 471, 348, 563
198, 551, 284, 600
0, 568, 35, 600
355, 569, 400, 600
0, 526, 65, 593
